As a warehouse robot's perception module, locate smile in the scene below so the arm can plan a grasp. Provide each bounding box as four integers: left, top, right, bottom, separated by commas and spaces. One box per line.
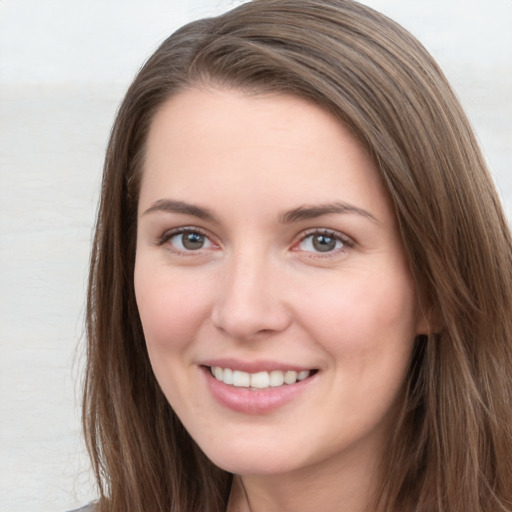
209, 366, 314, 389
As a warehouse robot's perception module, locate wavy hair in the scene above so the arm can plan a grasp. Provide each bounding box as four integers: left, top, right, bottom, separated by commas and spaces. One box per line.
84, 1, 512, 510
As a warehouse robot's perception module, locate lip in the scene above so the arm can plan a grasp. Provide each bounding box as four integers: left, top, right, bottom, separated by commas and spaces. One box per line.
201, 362, 318, 414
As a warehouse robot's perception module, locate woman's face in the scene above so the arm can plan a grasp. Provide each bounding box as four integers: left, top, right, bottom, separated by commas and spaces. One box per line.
134, 88, 426, 478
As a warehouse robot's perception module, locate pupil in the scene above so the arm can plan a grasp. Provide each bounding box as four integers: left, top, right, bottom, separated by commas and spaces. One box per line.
182, 232, 204, 250
313, 234, 336, 252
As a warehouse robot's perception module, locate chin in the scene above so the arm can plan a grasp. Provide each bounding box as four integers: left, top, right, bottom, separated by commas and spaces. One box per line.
200, 439, 301, 476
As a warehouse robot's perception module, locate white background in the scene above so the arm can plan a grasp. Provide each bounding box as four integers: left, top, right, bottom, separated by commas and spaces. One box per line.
1, 1, 511, 510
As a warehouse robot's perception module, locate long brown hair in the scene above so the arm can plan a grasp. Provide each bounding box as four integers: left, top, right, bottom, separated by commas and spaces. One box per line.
84, 1, 512, 510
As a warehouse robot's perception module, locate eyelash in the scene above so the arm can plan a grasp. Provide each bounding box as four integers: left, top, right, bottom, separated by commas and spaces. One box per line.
294, 229, 354, 257
157, 227, 354, 256
157, 226, 216, 255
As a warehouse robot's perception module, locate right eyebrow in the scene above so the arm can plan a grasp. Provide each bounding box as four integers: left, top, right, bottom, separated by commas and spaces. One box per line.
142, 199, 217, 222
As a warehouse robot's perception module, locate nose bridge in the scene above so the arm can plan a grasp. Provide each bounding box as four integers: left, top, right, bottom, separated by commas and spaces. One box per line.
211, 245, 291, 338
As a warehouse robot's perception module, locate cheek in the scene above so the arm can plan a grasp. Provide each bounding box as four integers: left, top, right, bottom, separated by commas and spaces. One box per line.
303, 269, 418, 429
134, 263, 213, 354
298, 265, 418, 363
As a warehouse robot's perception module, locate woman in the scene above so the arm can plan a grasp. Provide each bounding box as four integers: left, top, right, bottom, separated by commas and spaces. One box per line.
81, 0, 512, 511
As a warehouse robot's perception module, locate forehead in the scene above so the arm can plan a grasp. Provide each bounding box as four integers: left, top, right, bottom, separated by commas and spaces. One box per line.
140, 87, 391, 221
146, 87, 350, 150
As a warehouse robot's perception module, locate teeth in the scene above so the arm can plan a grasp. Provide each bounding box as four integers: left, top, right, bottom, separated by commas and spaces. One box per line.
269, 370, 284, 387
250, 371, 270, 389
214, 367, 223, 380
297, 370, 309, 381
232, 370, 250, 387
210, 367, 312, 389
223, 368, 233, 385
284, 370, 297, 384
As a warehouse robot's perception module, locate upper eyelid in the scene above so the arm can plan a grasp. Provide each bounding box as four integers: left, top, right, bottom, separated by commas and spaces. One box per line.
296, 228, 354, 245
158, 226, 215, 246
156, 226, 354, 250
291, 229, 355, 259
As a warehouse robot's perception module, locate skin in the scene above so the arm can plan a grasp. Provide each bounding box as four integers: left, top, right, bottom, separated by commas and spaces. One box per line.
134, 87, 427, 512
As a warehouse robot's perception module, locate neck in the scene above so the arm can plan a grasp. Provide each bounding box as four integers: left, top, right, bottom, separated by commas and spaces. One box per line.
226, 449, 383, 512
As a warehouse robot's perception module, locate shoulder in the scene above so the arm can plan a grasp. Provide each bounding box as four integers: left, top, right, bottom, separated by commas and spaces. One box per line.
67, 505, 95, 512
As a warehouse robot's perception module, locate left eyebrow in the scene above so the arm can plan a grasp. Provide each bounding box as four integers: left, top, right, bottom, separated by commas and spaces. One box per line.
279, 201, 379, 224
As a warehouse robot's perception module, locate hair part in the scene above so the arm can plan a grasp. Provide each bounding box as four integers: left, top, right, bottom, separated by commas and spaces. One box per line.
84, 1, 512, 510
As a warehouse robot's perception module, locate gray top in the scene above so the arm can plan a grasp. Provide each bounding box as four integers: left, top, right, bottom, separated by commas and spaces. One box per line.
67, 506, 94, 512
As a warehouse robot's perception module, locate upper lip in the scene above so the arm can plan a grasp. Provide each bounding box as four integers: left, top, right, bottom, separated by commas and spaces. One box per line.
200, 358, 316, 373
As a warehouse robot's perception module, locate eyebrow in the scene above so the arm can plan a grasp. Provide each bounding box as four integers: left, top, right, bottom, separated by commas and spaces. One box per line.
142, 199, 217, 221
279, 201, 379, 224
143, 198, 378, 224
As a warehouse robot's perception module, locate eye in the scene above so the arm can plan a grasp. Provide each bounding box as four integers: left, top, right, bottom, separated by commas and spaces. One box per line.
161, 228, 215, 252
296, 230, 351, 254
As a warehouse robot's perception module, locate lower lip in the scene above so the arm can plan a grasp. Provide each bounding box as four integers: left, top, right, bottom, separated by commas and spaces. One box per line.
202, 367, 317, 414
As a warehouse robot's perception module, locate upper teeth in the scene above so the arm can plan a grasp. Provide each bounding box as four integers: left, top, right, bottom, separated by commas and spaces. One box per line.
210, 367, 311, 389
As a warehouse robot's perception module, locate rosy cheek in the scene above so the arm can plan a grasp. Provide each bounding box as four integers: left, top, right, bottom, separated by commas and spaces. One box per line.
135, 270, 212, 351
297, 270, 415, 351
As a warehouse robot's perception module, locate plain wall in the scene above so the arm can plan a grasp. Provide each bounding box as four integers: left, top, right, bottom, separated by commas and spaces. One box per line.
0, 1, 510, 510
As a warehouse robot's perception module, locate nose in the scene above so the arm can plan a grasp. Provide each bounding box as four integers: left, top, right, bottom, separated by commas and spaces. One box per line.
210, 251, 292, 340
